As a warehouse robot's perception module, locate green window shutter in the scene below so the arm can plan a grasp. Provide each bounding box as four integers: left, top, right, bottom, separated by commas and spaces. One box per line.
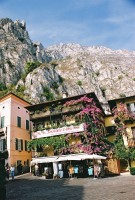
15, 138, 18, 150
25, 140, 27, 151
17, 116, 21, 128
21, 139, 23, 151
1, 116, 5, 128
3, 139, 6, 150
0, 140, 3, 151
26, 120, 29, 130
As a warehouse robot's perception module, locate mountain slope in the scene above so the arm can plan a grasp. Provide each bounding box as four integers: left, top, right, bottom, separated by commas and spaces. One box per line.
0, 18, 135, 107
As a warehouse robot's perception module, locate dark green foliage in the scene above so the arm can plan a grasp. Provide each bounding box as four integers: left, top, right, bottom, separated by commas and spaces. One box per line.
0, 90, 8, 98
51, 81, 59, 90
42, 86, 54, 101
77, 80, 82, 86
21, 61, 41, 80
113, 135, 130, 160
130, 167, 135, 175
16, 85, 25, 93
0, 151, 8, 200
27, 135, 67, 152
25, 61, 41, 74
0, 82, 7, 91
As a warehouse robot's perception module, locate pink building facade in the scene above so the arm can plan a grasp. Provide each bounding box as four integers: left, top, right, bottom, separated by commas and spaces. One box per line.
0, 93, 32, 167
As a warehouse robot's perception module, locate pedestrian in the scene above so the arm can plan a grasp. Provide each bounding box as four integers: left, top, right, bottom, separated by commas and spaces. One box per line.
10, 164, 15, 180
35, 164, 39, 176
68, 165, 74, 178
74, 166, 79, 178
94, 162, 101, 179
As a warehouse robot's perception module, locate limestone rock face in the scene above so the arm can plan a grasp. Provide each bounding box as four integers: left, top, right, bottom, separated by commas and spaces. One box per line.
45, 43, 135, 101
0, 18, 47, 85
1, 18, 135, 107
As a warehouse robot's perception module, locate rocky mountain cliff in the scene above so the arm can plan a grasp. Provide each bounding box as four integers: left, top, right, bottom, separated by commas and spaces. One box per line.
0, 18, 135, 111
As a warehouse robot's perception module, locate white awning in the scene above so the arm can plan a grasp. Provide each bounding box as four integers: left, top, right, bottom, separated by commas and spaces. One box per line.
55, 153, 106, 162
78, 153, 107, 160
56, 154, 83, 162
31, 156, 58, 164
31, 153, 106, 164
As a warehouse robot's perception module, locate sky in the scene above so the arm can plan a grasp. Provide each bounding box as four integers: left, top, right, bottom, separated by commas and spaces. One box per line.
0, 0, 135, 51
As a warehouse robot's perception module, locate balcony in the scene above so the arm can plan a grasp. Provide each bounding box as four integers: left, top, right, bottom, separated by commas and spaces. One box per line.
31, 110, 51, 119
0, 127, 6, 137
128, 138, 135, 147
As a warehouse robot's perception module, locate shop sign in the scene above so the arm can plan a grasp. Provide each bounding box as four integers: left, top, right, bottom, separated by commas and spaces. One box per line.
32, 123, 85, 139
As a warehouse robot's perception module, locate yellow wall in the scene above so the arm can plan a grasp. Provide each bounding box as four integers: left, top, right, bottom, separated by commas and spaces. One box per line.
10, 126, 31, 166
107, 135, 115, 142
105, 115, 115, 127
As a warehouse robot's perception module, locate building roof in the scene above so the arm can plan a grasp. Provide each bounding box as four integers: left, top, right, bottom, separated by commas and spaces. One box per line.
108, 95, 135, 103
0, 92, 31, 106
26, 92, 105, 114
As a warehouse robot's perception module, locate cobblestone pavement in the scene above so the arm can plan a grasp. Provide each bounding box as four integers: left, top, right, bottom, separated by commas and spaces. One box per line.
6, 173, 135, 200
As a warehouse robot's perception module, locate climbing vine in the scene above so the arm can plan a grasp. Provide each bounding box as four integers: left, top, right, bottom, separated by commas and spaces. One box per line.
112, 103, 135, 163
28, 95, 112, 156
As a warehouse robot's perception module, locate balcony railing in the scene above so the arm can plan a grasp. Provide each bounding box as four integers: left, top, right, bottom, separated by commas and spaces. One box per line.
0, 127, 6, 137
31, 110, 51, 119
128, 138, 135, 147
30, 105, 84, 119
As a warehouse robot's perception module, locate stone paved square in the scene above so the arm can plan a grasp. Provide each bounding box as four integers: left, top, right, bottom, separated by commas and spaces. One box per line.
6, 173, 135, 200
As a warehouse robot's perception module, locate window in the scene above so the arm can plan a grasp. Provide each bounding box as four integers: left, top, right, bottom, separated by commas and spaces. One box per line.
15, 138, 23, 151
17, 116, 21, 128
127, 103, 135, 113
131, 127, 135, 138
26, 120, 29, 130
1, 116, 5, 128
0, 139, 6, 151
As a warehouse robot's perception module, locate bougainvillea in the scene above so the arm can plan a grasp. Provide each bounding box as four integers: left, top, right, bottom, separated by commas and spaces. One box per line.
112, 103, 135, 163
62, 95, 111, 155
28, 95, 112, 156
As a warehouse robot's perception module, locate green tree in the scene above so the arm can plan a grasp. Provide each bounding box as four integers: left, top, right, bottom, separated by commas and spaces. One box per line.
21, 61, 41, 80
42, 86, 54, 101
0, 151, 8, 200
112, 103, 135, 167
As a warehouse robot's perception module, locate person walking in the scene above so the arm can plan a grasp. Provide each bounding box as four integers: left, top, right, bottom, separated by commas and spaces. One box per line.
35, 164, 39, 176
68, 165, 74, 178
10, 164, 15, 180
